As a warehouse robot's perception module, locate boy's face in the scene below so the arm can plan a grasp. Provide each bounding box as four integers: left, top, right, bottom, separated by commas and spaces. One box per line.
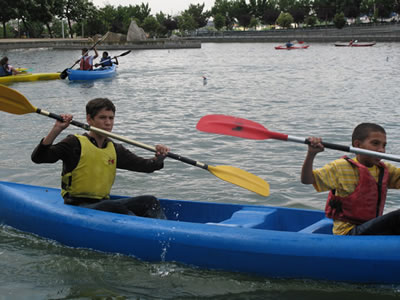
354, 131, 386, 167
87, 108, 114, 132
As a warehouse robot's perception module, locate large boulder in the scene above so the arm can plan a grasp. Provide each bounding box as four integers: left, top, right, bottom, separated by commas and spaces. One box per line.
90, 32, 126, 43
127, 20, 147, 41
104, 32, 127, 43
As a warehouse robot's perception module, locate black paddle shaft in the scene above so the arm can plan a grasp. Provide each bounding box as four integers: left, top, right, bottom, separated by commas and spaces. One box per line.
304, 139, 350, 151
37, 108, 90, 131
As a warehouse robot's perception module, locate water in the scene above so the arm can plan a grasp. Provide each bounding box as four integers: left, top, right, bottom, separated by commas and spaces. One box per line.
1, 43, 400, 299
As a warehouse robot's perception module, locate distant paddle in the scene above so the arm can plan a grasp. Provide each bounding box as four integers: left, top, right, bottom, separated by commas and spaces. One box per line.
59, 32, 110, 79
0, 86, 270, 197
196, 114, 400, 163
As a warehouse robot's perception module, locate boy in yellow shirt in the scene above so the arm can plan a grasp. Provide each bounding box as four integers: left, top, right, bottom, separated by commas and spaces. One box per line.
301, 123, 400, 235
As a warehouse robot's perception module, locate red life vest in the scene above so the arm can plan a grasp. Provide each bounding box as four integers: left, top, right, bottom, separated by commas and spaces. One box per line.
80, 56, 93, 70
325, 156, 388, 225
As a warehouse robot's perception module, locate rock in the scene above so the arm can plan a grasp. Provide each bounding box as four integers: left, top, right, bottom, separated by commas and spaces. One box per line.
104, 32, 127, 43
127, 21, 147, 41
90, 34, 101, 42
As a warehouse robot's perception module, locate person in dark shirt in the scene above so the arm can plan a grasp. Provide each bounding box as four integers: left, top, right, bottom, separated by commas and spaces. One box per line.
31, 98, 169, 219
0, 56, 20, 76
95, 51, 118, 68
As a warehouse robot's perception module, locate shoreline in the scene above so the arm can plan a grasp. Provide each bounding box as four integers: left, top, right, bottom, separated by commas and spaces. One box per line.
0, 38, 202, 50
0, 23, 399, 49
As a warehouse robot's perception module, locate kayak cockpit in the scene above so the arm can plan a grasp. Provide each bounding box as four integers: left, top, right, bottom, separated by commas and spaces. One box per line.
208, 208, 332, 234
161, 199, 333, 234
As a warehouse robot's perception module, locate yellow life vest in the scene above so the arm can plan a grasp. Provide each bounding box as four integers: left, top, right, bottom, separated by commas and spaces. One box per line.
61, 134, 117, 199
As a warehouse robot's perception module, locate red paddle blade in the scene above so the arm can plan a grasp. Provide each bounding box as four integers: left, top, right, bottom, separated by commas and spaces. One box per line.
196, 114, 288, 141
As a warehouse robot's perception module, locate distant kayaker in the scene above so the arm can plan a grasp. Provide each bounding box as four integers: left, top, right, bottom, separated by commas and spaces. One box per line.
0, 56, 20, 76
95, 51, 119, 68
286, 41, 294, 48
301, 123, 400, 235
77, 47, 98, 70
31, 98, 169, 219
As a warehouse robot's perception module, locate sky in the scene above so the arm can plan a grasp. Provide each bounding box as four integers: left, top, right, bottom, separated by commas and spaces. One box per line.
90, 0, 215, 15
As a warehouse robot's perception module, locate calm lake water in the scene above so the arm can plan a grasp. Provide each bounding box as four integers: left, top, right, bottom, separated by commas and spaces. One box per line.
1, 42, 400, 299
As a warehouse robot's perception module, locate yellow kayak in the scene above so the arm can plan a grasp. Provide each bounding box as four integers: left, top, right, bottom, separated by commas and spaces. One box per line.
0, 72, 61, 83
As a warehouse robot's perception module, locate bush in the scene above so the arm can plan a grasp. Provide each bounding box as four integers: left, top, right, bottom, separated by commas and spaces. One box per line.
333, 13, 346, 29
276, 12, 294, 29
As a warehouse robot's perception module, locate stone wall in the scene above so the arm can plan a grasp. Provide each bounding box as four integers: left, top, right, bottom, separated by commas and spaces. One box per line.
193, 23, 400, 43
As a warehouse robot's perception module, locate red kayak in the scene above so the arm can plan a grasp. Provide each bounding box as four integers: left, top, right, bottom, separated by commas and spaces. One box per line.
334, 41, 376, 47
275, 44, 310, 50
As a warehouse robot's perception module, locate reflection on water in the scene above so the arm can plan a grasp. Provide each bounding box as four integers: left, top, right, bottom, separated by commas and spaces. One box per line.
1, 43, 400, 298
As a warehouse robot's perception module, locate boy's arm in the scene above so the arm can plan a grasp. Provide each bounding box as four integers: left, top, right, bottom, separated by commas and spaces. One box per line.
42, 114, 73, 145
301, 137, 324, 184
93, 47, 99, 59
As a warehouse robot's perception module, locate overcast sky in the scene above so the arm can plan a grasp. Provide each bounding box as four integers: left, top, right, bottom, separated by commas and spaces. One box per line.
90, 0, 215, 15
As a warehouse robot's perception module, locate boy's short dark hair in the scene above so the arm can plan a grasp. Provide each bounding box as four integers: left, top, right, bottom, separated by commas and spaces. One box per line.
103, 51, 108, 56
352, 123, 386, 146
82, 47, 88, 53
86, 98, 116, 119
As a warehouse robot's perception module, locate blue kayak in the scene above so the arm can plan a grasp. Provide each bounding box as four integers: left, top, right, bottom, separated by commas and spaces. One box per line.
0, 180, 399, 284
67, 64, 116, 81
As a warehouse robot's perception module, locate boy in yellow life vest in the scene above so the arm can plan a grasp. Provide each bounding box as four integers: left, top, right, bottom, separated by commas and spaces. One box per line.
31, 98, 169, 219
301, 123, 400, 235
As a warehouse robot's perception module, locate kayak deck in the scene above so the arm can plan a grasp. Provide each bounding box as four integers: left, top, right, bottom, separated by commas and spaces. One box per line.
0, 72, 60, 83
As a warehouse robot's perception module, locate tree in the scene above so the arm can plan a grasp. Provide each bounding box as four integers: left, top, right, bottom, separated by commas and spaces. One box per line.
305, 15, 317, 27
395, 0, 400, 15
59, 0, 93, 37
14, 0, 35, 37
313, 0, 337, 24
142, 15, 160, 37
0, 0, 17, 38
375, 0, 396, 19
231, 0, 252, 30
289, 0, 312, 26
184, 3, 210, 29
29, 0, 55, 37
177, 11, 197, 34
259, 0, 281, 26
360, 0, 375, 16
339, 0, 362, 19
51, 17, 70, 37
163, 15, 178, 36
276, 12, 294, 28
84, 5, 114, 35
249, 16, 259, 29
154, 12, 168, 36
134, 3, 151, 24
214, 13, 226, 30
211, 0, 235, 29
333, 12, 346, 28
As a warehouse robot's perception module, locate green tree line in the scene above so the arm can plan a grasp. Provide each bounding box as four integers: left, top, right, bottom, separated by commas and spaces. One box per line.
1, 0, 399, 38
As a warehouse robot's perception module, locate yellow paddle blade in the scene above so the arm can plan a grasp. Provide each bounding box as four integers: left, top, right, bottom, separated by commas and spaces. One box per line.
0, 85, 36, 115
208, 165, 270, 197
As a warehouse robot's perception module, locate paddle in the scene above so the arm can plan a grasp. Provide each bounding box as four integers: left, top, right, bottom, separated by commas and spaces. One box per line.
59, 32, 110, 79
16, 68, 33, 73
196, 114, 400, 163
95, 50, 131, 67
0, 86, 270, 197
